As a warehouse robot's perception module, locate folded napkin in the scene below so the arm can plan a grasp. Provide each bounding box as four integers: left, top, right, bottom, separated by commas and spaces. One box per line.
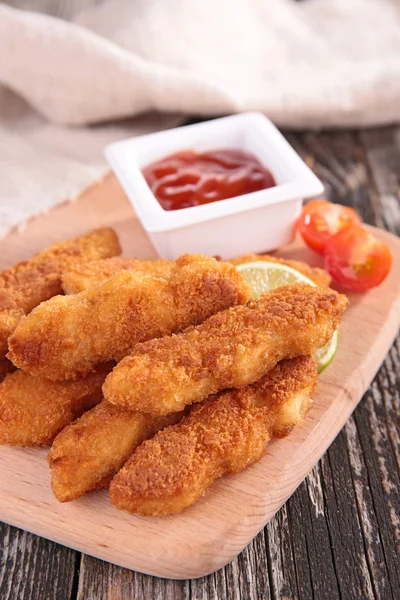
0, 0, 399, 238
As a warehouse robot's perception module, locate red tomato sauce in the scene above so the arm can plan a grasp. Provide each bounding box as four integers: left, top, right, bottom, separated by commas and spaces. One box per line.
142, 148, 276, 211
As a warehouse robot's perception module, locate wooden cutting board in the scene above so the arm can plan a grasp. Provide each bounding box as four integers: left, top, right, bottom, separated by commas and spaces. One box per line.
0, 172, 399, 579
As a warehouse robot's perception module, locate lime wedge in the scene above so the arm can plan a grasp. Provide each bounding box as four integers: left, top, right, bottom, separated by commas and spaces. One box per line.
235, 260, 338, 373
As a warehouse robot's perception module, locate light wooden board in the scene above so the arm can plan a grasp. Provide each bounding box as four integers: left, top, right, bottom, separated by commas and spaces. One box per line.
0, 172, 399, 579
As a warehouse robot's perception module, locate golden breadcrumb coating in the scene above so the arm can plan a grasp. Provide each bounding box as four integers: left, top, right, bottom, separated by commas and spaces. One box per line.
0, 364, 112, 447
104, 284, 348, 415
231, 253, 331, 287
110, 356, 317, 516
8, 254, 250, 380
0, 228, 121, 358
62, 257, 172, 294
48, 401, 185, 502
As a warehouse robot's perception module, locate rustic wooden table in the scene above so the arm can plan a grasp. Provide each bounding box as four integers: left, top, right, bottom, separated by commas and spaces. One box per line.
0, 125, 398, 600
1, 3, 400, 598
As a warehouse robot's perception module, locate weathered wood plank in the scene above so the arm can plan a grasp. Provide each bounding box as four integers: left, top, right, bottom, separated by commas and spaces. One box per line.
352, 348, 400, 598
77, 555, 191, 600
224, 538, 271, 600
288, 465, 341, 600
345, 412, 393, 599
0, 522, 77, 600
286, 130, 376, 221
322, 429, 375, 599
265, 503, 299, 599
77, 536, 273, 600
361, 127, 400, 235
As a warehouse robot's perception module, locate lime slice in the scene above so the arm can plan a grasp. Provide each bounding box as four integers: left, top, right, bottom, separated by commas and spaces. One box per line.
313, 329, 339, 373
235, 260, 338, 372
236, 260, 316, 299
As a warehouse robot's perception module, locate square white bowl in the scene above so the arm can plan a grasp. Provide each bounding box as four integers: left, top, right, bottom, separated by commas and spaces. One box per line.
105, 112, 324, 260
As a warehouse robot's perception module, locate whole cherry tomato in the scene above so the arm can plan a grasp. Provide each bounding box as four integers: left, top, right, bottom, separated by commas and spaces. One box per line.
324, 225, 392, 292
298, 200, 362, 255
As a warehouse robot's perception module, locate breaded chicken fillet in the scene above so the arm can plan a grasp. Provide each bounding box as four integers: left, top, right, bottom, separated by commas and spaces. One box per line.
8, 254, 250, 380
104, 284, 347, 415
110, 356, 317, 516
62, 253, 329, 295
0, 364, 112, 447
62, 257, 172, 294
0, 228, 121, 358
49, 401, 185, 502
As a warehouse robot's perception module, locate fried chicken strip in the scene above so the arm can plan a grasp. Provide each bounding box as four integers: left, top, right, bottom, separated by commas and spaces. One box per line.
110, 356, 317, 516
62, 257, 172, 294
231, 253, 331, 288
8, 254, 249, 380
62, 253, 329, 295
0, 364, 112, 447
104, 284, 348, 415
0, 228, 121, 358
48, 401, 185, 502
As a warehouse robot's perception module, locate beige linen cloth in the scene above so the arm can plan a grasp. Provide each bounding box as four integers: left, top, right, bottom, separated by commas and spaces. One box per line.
0, 0, 399, 238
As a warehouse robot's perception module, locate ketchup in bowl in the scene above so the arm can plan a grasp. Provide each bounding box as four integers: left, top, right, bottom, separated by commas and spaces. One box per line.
142, 148, 276, 211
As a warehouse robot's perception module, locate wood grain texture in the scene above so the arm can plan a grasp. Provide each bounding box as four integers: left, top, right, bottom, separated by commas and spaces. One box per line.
0, 521, 77, 600
0, 126, 399, 598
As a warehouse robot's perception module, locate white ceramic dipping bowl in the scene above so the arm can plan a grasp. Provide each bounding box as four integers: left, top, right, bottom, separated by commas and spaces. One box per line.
105, 112, 323, 260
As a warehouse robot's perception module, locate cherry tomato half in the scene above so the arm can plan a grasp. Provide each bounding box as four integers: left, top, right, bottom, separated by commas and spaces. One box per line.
298, 200, 362, 255
324, 226, 392, 292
